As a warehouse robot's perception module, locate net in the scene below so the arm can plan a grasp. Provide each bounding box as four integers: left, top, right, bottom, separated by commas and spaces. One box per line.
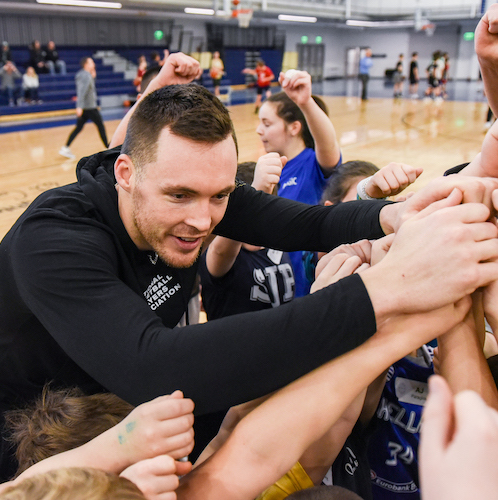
236, 9, 253, 28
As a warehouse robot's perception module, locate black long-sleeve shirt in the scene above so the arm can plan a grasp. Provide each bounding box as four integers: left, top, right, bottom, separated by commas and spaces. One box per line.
0, 147, 389, 478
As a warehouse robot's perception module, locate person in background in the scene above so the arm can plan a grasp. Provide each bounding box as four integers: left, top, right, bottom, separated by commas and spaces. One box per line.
409, 52, 420, 99
359, 48, 373, 101
243, 59, 274, 113
29, 40, 49, 74
133, 54, 147, 93
0, 60, 21, 106
59, 56, 108, 159
44, 41, 67, 75
1, 41, 12, 67
209, 51, 224, 98
21, 66, 41, 104
393, 53, 404, 98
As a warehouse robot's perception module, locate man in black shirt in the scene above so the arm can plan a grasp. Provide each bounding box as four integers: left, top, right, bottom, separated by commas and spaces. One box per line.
2, 53, 498, 480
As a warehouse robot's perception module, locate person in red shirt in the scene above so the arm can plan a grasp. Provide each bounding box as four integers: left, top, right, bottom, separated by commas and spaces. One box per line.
243, 59, 274, 113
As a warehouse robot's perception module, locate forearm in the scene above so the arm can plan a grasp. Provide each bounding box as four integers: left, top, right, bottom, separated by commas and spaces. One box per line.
205, 237, 243, 278
437, 311, 498, 409
479, 58, 498, 118
299, 98, 341, 170
216, 184, 389, 251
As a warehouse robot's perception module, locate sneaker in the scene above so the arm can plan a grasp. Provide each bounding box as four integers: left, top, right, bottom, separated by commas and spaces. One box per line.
59, 146, 75, 159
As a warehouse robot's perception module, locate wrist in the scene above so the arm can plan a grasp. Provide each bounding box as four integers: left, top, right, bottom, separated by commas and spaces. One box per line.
378, 203, 398, 234
357, 176, 376, 200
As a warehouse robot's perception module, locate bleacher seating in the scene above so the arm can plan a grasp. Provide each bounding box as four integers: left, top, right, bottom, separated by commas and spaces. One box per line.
0, 46, 137, 113
0, 47, 237, 116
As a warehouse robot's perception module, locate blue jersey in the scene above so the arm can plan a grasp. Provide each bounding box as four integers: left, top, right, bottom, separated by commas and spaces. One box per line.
278, 148, 341, 297
368, 348, 434, 499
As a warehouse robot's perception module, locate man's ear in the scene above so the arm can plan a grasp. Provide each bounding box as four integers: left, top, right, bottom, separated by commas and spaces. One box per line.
115, 154, 135, 193
288, 120, 302, 137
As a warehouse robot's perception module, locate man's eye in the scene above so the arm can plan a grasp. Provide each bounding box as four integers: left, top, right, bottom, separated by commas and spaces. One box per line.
172, 194, 186, 200
214, 194, 228, 201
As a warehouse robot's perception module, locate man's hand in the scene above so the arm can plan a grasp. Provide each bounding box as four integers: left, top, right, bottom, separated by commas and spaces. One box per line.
278, 70, 312, 107
121, 455, 191, 500
363, 200, 498, 317
420, 375, 498, 500
145, 53, 202, 95
112, 390, 194, 468
76, 107, 83, 117
251, 153, 287, 194
365, 162, 423, 199
379, 175, 498, 234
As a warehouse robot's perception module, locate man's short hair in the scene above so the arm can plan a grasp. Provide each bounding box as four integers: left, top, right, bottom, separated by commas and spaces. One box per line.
121, 83, 238, 173
4, 386, 133, 476
0, 467, 145, 500
80, 56, 91, 68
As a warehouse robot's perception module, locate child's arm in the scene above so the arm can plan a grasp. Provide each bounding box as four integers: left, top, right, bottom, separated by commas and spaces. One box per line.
10, 391, 194, 483
279, 70, 341, 173
437, 292, 498, 409
475, 4, 498, 119
205, 153, 285, 278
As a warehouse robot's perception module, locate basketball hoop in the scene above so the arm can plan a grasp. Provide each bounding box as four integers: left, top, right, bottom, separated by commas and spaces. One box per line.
421, 23, 436, 37
232, 8, 253, 28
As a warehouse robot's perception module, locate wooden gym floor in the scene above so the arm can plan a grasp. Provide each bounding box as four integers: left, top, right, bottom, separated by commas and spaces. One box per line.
0, 95, 489, 239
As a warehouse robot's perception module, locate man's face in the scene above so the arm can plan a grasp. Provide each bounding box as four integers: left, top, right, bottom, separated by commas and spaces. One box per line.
128, 129, 237, 268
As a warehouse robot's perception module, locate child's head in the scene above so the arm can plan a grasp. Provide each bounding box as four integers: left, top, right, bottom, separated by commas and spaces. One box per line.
412, 51, 418, 59
26, 67, 35, 77
321, 160, 379, 205
0, 467, 146, 500
256, 59, 265, 68
257, 92, 329, 154
236, 161, 257, 185
5, 386, 133, 476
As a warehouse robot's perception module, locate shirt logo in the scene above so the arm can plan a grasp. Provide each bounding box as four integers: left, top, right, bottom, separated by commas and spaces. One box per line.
143, 274, 181, 311
281, 177, 297, 190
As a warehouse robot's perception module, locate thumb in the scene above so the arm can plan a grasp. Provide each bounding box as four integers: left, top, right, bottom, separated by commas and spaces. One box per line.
280, 155, 288, 168
420, 375, 454, 464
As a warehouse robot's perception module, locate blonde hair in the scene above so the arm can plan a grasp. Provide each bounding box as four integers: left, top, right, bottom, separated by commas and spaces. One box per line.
0, 467, 145, 500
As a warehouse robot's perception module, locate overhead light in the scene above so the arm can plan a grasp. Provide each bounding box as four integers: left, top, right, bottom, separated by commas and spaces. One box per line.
278, 14, 317, 23
36, 0, 121, 8
346, 19, 415, 28
184, 7, 214, 15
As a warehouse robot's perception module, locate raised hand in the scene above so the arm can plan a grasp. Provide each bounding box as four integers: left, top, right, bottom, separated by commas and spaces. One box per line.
364, 162, 423, 199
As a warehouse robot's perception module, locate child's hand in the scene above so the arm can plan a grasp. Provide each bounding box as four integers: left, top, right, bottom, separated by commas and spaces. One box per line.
252, 153, 287, 194
370, 234, 395, 266
120, 455, 192, 500
278, 70, 312, 106
476, 3, 498, 63
112, 390, 194, 468
365, 162, 423, 199
147, 53, 202, 93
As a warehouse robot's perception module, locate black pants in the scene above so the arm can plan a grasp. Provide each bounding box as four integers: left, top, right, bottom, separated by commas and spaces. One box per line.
359, 73, 369, 100
66, 108, 108, 148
